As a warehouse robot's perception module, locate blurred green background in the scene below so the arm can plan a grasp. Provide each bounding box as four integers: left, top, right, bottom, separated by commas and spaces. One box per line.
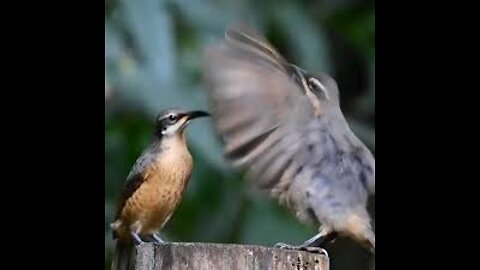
105, 0, 375, 269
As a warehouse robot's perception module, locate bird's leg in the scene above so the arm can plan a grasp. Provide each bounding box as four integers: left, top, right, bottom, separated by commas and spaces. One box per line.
275, 230, 337, 255
152, 233, 166, 245
275, 233, 328, 255
303, 231, 338, 248
130, 224, 145, 246
131, 231, 145, 245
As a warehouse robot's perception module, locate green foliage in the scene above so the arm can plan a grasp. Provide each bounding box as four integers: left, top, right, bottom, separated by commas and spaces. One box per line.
105, 1, 375, 269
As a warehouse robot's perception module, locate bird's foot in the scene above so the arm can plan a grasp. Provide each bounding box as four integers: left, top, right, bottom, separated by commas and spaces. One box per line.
131, 232, 146, 246
133, 237, 146, 246
152, 233, 167, 245
274, 242, 328, 256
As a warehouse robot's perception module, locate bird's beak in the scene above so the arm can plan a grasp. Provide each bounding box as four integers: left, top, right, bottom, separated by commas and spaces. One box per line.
179, 110, 210, 131
185, 110, 210, 120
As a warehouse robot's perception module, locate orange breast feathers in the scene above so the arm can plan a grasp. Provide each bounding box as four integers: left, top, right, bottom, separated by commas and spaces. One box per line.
116, 136, 193, 238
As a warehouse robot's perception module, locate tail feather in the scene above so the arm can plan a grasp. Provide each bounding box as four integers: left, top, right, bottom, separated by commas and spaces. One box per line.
364, 231, 375, 255
368, 237, 375, 255
111, 240, 134, 270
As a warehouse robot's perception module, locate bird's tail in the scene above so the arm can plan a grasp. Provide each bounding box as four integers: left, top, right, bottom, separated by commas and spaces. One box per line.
111, 240, 134, 270
368, 236, 375, 255
364, 231, 375, 255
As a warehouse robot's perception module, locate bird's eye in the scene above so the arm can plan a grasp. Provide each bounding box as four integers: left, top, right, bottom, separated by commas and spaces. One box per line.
307, 80, 315, 90
307, 78, 319, 91
308, 78, 330, 100
168, 114, 177, 123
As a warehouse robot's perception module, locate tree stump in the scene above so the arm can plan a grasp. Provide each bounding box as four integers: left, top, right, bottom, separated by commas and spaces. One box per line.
135, 242, 329, 270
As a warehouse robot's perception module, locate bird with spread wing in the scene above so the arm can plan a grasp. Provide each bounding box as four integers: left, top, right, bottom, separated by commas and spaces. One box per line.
202, 25, 375, 255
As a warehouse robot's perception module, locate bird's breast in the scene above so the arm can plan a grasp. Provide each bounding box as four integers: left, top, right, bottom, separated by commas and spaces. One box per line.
147, 148, 193, 226
121, 145, 193, 234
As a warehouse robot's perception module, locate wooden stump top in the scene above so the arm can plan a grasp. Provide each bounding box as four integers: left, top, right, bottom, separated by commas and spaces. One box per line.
136, 242, 329, 270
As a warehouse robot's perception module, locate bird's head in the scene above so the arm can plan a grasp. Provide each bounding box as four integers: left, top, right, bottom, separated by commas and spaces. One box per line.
154, 108, 210, 138
290, 65, 340, 107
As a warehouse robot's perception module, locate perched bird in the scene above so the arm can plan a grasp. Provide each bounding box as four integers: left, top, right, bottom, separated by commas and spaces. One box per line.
110, 108, 210, 270
202, 25, 375, 255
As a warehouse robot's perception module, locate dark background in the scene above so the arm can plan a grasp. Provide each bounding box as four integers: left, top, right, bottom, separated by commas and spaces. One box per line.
105, 0, 375, 269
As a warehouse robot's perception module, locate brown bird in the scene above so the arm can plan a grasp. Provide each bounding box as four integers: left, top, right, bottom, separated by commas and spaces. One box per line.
110, 108, 210, 270
202, 25, 375, 255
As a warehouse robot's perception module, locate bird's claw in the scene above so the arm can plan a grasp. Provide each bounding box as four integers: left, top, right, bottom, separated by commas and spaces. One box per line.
274, 242, 293, 249
134, 238, 146, 246
300, 246, 328, 256
274, 242, 328, 256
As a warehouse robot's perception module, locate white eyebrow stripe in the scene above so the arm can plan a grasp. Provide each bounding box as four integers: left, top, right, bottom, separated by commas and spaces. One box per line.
309, 78, 330, 100
292, 67, 322, 116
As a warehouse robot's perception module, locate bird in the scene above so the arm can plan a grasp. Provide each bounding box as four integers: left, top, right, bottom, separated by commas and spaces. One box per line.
110, 108, 210, 270
202, 25, 375, 255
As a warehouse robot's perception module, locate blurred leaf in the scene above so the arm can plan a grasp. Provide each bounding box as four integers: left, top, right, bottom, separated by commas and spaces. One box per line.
273, 2, 332, 73
240, 195, 314, 246
357, 57, 375, 115
327, 4, 375, 56
347, 117, 375, 152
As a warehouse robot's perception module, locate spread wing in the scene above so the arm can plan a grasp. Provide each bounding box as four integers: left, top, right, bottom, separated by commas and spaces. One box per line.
202, 25, 320, 194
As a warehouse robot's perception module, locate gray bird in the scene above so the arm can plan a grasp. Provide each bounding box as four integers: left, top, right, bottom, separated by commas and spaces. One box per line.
202, 25, 375, 255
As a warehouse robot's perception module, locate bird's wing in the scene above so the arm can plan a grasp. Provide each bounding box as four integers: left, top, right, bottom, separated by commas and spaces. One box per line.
203, 26, 322, 194
114, 150, 156, 220
114, 173, 144, 221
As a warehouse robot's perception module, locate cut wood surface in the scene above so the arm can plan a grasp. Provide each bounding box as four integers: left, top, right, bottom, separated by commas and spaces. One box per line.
135, 242, 329, 270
